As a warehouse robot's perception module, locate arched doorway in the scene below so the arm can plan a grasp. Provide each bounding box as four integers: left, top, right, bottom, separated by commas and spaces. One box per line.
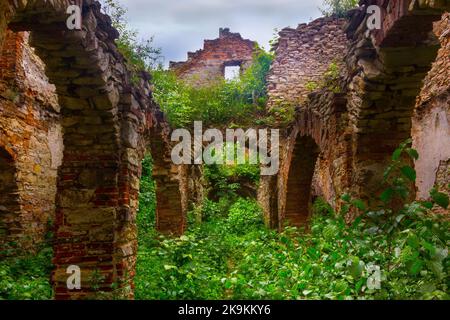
284, 136, 320, 227
0, 147, 20, 253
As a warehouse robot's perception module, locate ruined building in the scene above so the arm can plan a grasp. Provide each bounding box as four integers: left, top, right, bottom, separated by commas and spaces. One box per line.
170, 28, 258, 86
0, 0, 448, 299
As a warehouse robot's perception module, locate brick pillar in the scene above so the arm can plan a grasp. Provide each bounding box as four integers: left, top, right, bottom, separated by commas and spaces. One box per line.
148, 119, 186, 236
26, 27, 134, 300
258, 174, 279, 229
0, 30, 23, 82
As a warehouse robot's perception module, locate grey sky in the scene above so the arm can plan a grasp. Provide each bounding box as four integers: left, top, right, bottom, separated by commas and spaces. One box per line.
113, 0, 324, 66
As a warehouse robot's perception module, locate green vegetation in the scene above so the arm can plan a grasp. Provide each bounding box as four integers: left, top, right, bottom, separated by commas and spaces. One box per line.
305, 61, 342, 94
137, 155, 157, 246
102, 0, 275, 129
320, 0, 359, 17
1, 0, 448, 302
151, 50, 273, 128
0, 243, 53, 300
135, 143, 449, 300
102, 0, 163, 71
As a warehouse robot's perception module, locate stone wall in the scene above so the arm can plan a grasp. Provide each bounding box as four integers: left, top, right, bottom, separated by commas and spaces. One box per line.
267, 17, 348, 109
413, 13, 450, 208
258, 88, 351, 229
0, 0, 448, 300
259, 16, 351, 229
146, 117, 188, 235
0, 30, 62, 253
260, 1, 449, 229
280, 92, 350, 228
170, 28, 257, 86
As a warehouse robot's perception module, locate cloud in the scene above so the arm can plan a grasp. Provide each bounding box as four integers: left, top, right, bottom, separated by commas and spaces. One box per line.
106, 0, 324, 66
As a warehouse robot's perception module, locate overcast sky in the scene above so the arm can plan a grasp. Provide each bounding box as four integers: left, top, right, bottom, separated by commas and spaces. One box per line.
111, 0, 324, 67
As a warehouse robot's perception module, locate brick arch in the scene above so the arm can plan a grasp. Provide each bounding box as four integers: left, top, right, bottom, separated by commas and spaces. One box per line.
283, 135, 320, 226
0, 0, 183, 299
259, 1, 448, 227
276, 92, 350, 229
345, 0, 449, 201
0, 145, 20, 253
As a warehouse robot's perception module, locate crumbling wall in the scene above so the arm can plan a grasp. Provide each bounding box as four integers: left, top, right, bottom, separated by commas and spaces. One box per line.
262, 3, 449, 228
259, 17, 350, 229
258, 89, 351, 229
278, 92, 350, 228
0, 30, 62, 253
170, 28, 257, 86
267, 17, 348, 109
413, 13, 450, 207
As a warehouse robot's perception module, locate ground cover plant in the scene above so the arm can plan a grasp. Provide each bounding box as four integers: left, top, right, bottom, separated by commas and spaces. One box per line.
134, 143, 449, 300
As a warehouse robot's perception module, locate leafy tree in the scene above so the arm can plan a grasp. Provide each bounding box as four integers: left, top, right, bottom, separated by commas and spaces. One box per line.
320, 0, 359, 17
151, 50, 274, 128
102, 0, 163, 71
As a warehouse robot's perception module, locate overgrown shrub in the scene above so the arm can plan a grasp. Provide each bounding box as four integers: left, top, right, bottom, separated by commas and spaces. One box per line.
137, 154, 157, 245
151, 50, 274, 128
102, 0, 163, 71
0, 245, 53, 300
226, 199, 264, 234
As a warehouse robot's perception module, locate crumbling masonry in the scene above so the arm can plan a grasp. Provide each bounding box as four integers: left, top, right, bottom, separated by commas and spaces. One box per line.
258, 0, 450, 229
0, 0, 449, 299
0, 0, 187, 299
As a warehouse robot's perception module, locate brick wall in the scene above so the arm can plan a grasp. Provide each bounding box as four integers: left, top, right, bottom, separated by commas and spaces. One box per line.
267, 17, 348, 109
0, 0, 187, 299
170, 28, 257, 86
0, 30, 62, 254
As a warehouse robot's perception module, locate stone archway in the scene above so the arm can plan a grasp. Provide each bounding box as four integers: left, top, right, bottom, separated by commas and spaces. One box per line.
274, 92, 351, 230
284, 136, 320, 226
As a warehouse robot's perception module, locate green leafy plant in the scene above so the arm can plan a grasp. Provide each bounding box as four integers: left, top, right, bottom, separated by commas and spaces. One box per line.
226, 199, 264, 234
137, 154, 157, 245
150, 50, 273, 128
102, 0, 163, 71
135, 142, 448, 300
305, 81, 319, 92
305, 62, 342, 94
0, 244, 53, 300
